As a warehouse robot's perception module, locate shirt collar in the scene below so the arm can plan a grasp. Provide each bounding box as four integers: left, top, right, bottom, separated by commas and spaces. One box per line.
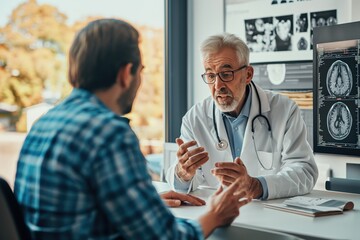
240, 86, 252, 118
68, 88, 131, 124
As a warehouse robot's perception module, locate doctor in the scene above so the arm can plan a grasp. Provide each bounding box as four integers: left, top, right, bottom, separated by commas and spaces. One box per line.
166, 33, 318, 200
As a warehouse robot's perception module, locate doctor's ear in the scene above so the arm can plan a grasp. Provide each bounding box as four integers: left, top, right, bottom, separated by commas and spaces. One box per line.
245, 66, 254, 84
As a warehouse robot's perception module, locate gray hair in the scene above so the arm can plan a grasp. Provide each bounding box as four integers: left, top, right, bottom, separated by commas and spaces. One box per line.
200, 33, 250, 65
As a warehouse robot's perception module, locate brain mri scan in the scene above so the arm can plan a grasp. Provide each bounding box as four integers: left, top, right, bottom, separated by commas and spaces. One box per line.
317, 17, 326, 27
327, 16, 337, 26
297, 37, 308, 50
313, 21, 360, 156
327, 102, 352, 140
326, 60, 353, 96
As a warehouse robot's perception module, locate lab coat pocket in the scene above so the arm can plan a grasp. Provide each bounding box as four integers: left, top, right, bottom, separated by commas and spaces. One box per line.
256, 150, 275, 175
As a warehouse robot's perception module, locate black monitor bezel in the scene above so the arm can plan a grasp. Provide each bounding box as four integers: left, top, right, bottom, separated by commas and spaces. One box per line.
313, 21, 360, 156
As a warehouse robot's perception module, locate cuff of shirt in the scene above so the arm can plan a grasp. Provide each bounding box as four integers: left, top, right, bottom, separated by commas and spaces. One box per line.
257, 176, 268, 200
176, 218, 204, 240
174, 171, 192, 193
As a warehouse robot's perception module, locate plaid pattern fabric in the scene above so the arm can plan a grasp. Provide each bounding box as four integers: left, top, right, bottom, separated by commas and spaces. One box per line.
14, 88, 203, 240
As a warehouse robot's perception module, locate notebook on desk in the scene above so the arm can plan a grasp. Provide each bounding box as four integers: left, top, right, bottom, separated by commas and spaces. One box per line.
263, 196, 354, 217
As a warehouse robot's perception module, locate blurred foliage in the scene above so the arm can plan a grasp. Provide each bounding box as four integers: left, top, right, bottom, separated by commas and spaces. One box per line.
0, 0, 164, 148
0, 0, 70, 108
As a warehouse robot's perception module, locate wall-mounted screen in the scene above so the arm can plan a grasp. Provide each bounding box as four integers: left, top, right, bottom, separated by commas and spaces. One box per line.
313, 21, 360, 156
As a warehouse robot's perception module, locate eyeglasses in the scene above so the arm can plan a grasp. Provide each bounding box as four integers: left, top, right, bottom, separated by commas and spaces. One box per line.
201, 65, 247, 84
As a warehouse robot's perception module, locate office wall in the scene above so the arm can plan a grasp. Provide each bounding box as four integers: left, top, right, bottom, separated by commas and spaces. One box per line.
187, 0, 360, 185
187, 0, 224, 107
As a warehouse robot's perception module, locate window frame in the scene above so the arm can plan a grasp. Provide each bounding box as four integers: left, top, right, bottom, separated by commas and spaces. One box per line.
164, 0, 188, 142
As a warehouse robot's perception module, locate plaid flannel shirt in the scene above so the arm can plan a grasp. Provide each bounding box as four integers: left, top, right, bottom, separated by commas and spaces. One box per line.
14, 88, 203, 240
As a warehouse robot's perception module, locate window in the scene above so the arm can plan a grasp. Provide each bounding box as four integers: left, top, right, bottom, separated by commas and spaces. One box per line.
0, 0, 165, 183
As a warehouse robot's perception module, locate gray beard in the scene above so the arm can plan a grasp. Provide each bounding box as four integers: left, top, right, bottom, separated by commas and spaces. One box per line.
214, 98, 239, 113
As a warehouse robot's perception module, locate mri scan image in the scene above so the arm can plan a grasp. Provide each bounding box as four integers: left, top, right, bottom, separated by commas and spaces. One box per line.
327, 102, 352, 140
313, 24, 360, 155
326, 60, 353, 97
297, 37, 308, 50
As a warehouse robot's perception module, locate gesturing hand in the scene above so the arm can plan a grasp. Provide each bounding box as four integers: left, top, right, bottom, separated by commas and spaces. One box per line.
211, 157, 263, 199
175, 138, 209, 181
199, 178, 251, 237
160, 190, 206, 207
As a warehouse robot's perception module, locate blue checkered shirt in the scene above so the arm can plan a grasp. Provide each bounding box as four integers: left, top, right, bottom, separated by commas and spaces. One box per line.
14, 88, 203, 240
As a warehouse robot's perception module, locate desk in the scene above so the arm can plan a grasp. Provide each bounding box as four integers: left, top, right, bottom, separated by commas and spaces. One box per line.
153, 181, 359, 240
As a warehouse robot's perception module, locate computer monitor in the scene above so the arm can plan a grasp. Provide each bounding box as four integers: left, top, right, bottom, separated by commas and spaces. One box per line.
161, 142, 178, 182
313, 21, 360, 156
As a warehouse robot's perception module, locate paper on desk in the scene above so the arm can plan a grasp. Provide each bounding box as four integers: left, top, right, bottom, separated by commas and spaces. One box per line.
198, 185, 219, 190
283, 196, 350, 211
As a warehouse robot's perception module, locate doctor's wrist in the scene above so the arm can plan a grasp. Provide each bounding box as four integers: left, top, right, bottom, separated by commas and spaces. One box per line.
249, 177, 263, 199
175, 164, 193, 182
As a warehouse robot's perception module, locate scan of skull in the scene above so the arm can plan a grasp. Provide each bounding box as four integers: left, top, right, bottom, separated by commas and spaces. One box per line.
326, 60, 353, 97
327, 102, 352, 140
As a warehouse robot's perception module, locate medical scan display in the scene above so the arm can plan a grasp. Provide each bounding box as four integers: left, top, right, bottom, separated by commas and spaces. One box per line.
315, 39, 360, 152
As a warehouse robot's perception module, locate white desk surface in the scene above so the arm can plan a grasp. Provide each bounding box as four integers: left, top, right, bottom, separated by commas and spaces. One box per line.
153, 181, 360, 240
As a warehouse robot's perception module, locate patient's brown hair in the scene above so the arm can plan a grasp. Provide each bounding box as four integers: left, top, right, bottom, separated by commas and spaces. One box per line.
68, 18, 140, 92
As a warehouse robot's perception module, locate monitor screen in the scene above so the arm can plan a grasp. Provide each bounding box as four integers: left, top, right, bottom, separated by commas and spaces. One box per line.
313, 21, 360, 156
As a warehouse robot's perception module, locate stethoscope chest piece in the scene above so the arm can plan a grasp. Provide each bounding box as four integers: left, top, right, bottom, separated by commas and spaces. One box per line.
216, 139, 228, 151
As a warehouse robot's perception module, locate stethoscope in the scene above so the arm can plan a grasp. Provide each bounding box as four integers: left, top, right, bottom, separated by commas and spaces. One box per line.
212, 81, 273, 170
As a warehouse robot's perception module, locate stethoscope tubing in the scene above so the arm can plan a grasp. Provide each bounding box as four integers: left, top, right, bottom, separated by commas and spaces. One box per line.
213, 81, 271, 141
212, 81, 274, 169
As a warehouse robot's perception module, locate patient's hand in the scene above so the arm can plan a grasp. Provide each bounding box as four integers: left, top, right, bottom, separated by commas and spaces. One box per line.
160, 190, 206, 207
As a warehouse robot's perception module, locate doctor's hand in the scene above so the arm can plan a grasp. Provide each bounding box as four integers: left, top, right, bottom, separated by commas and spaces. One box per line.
211, 157, 263, 199
160, 191, 206, 207
175, 138, 209, 181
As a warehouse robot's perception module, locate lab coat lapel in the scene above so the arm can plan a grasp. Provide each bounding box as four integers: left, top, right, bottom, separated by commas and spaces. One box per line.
241, 82, 270, 174
207, 101, 233, 163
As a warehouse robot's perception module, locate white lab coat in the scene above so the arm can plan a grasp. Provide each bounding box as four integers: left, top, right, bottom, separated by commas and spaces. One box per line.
166, 82, 318, 199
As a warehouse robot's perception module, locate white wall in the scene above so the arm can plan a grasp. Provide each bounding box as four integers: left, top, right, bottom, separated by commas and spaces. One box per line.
352, 0, 360, 21
188, 0, 360, 184
187, 0, 224, 108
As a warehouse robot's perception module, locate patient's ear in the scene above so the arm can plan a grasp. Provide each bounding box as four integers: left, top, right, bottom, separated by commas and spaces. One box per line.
116, 63, 133, 88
